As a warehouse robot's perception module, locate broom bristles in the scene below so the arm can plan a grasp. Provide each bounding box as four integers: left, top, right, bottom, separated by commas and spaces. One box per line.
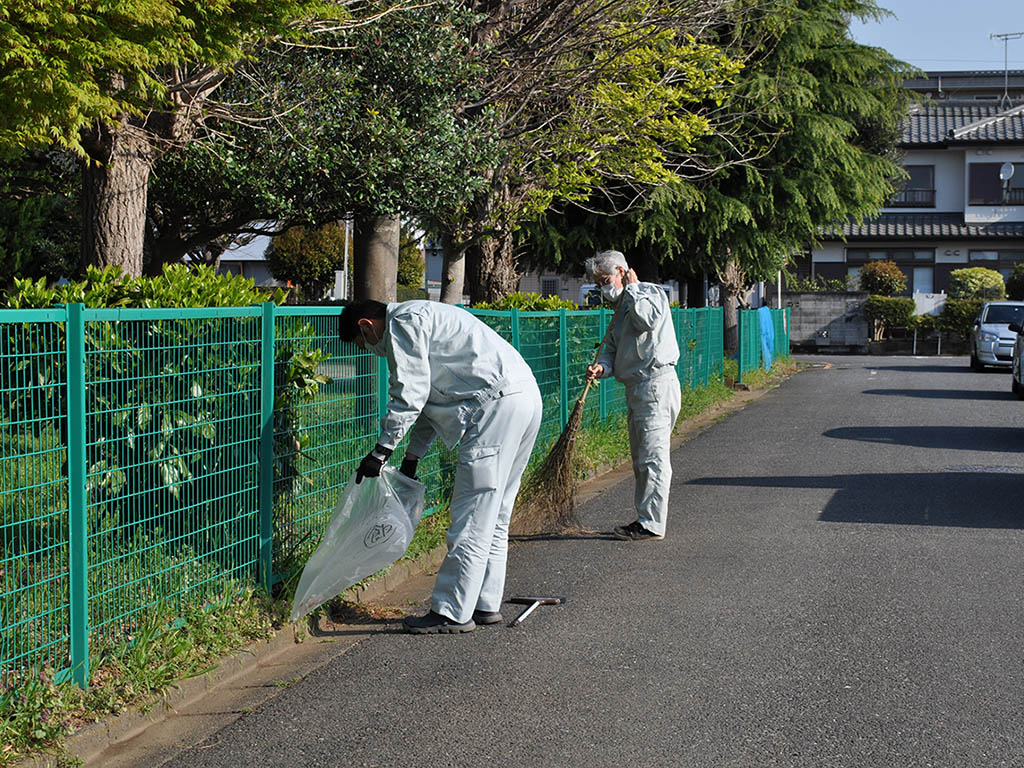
510, 395, 588, 535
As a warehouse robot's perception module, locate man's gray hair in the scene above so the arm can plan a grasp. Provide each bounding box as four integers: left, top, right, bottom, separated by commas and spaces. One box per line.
584, 250, 628, 279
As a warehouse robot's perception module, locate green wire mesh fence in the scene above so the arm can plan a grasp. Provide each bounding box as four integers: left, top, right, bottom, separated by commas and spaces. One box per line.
1, 303, 726, 687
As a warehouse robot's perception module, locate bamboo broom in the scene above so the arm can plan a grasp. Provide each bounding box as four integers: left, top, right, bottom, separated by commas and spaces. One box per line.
511, 304, 621, 535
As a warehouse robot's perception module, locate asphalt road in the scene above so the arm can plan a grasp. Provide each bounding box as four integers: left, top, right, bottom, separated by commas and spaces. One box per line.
156, 356, 1024, 768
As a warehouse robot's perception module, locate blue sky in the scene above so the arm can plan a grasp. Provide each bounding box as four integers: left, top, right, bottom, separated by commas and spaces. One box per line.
849, 0, 1024, 71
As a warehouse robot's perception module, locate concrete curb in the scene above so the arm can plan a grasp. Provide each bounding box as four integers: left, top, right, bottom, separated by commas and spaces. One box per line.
18, 376, 784, 767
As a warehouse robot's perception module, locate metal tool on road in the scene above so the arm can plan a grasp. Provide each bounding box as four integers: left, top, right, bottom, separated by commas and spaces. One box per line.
509, 595, 565, 627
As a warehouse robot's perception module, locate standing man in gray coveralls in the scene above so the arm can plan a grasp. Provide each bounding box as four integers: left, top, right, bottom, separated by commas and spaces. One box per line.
339, 299, 542, 633
584, 250, 681, 541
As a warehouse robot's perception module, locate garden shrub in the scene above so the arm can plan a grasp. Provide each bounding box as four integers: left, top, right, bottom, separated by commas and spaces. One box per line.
939, 298, 986, 338
858, 260, 906, 296
865, 295, 914, 339
948, 267, 1005, 299
784, 273, 850, 292
473, 291, 578, 311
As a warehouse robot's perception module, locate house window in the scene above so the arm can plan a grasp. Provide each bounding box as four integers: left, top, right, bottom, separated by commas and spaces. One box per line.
969, 250, 1024, 276
847, 249, 934, 263
540, 277, 560, 297
889, 165, 935, 207
968, 162, 1024, 204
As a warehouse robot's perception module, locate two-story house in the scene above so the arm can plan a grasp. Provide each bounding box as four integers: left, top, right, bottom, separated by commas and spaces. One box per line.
807, 70, 1024, 295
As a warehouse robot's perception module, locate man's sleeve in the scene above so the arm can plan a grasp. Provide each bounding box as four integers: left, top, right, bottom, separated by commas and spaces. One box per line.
623, 283, 665, 331
406, 417, 438, 459
597, 318, 617, 378
377, 313, 431, 452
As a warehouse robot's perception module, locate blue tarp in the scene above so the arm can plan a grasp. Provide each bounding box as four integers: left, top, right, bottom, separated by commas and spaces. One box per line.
758, 306, 775, 370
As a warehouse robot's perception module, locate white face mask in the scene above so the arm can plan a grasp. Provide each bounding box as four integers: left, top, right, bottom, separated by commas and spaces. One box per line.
360, 325, 388, 357
601, 282, 623, 301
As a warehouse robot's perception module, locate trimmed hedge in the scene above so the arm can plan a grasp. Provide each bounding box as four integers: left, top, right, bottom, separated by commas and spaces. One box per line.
859, 260, 906, 296
939, 298, 985, 338
948, 267, 1005, 299
865, 295, 915, 338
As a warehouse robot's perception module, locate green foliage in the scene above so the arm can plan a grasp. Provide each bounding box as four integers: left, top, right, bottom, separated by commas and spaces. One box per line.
267, 223, 347, 301
0, 154, 81, 287
397, 286, 429, 302
523, 0, 917, 284
939, 298, 986, 338
0, 584, 273, 764
397, 231, 425, 289
910, 313, 938, 332
865, 295, 915, 335
2, 263, 287, 309
784, 273, 851, 292
948, 267, 1006, 299
859, 260, 907, 296
0, 0, 344, 155
473, 292, 579, 311
146, 1, 492, 269
1005, 263, 1024, 301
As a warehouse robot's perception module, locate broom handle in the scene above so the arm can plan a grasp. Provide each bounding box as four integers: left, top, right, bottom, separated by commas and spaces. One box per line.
576, 304, 621, 406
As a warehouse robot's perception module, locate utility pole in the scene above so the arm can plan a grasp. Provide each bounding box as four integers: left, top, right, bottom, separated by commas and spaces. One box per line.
991, 32, 1024, 107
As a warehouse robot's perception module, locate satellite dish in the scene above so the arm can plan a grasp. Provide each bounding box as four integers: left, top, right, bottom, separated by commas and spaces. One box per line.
1000, 162, 1015, 181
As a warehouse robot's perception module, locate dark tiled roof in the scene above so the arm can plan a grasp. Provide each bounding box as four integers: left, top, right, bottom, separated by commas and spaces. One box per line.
824, 213, 1024, 239
903, 102, 1024, 145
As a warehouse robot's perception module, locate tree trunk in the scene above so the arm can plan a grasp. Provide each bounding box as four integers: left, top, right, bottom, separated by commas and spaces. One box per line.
81, 124, 155, 278
439, 229, 466, 305
466, 232, 519, 305
353, 214, 399, 302
722, 285, 739, 355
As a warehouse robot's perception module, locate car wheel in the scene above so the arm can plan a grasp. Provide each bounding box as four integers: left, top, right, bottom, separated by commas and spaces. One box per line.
1013, 375, 1022, 397
970, 352, 984, 371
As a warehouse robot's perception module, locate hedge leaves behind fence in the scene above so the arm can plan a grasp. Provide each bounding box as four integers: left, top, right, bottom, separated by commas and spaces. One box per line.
0, 267, 332, 684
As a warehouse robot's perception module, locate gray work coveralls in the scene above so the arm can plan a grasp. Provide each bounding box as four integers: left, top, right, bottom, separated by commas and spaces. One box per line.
375, 301, 542, 624
596, 283, 681, 536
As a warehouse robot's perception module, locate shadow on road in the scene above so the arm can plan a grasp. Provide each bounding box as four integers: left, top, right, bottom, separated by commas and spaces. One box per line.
689, 471, 1024, 528
823, 425, 1024, 452
862, 388, 1015, 401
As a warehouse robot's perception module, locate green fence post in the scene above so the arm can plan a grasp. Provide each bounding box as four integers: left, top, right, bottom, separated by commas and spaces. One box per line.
598, 307, 608, 420
377, 356, 389, 424
510, 308, 521, 351
559, 308, 569, 428
66, 303, 89, 688
741, 309, 749, 385
258, 303, 276, 592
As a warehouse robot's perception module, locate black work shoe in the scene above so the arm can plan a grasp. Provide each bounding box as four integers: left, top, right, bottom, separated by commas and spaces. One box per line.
402, 610, 476, 634
472, 610, 504, 625
613, 521, 664, 541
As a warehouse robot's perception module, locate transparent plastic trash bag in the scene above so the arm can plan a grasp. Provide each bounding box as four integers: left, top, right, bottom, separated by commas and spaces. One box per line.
290, 467, 426, 623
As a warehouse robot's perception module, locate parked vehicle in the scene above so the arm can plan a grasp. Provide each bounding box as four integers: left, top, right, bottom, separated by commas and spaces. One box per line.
1009, 321, 1024, 397
969, 301, 1024, 370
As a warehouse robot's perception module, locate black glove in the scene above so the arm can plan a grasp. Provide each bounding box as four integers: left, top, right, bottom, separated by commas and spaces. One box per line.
355, 444, 392, 484
399, 457, 419, 479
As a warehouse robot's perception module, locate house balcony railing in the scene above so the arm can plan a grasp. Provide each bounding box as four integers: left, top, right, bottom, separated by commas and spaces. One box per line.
888, 189, 936, 207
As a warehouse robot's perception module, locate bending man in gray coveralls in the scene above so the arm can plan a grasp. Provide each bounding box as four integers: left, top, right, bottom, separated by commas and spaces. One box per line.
339, 299, 542, 633
584, 250, 682, 541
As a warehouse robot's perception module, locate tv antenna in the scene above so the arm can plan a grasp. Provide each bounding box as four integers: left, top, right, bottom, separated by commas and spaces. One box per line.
991, 32, 1024, 107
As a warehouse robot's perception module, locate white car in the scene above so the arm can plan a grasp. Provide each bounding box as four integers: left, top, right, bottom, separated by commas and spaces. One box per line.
1010, 321, 1024, 397
970, 301, 1024, 370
